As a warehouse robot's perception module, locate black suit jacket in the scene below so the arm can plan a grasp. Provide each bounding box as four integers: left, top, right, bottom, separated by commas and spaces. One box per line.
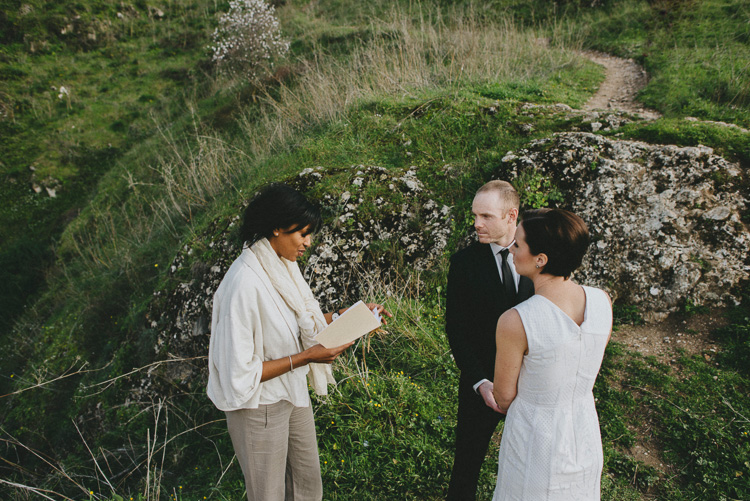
446, 241, 534, 386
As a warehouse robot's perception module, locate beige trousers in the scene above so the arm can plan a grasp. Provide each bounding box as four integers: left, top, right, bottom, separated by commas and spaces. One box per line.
225, 400, 323, 501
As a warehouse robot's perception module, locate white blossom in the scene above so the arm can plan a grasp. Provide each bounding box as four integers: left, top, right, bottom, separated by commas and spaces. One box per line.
209, 0, 289, 76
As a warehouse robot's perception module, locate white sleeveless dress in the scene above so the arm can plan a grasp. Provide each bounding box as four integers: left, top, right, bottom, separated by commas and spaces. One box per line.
492, 286, 612, 501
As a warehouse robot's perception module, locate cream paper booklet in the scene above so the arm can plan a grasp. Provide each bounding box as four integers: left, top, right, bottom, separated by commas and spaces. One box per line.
314, 300, 382, 348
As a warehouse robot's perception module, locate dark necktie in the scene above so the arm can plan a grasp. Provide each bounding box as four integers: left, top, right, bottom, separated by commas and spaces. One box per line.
499, 249, 517, 302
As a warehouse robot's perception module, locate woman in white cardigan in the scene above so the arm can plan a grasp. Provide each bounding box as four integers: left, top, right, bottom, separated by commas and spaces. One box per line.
207, 184, 389, 501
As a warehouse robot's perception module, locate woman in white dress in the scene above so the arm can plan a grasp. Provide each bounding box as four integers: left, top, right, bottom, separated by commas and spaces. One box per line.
492, 208, 612, 501
207, 184, 389, 501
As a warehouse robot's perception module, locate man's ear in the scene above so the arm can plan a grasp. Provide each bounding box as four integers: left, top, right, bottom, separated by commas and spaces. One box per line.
507, 207, 519, 223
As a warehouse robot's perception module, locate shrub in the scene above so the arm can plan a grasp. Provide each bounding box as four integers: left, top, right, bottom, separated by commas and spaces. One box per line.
209, 0, 289, 76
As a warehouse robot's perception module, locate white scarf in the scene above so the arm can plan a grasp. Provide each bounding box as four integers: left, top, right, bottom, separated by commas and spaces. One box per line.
249, 238, 336, 395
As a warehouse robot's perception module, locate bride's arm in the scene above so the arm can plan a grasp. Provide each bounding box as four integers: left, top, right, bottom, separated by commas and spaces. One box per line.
492, 309, 528, 413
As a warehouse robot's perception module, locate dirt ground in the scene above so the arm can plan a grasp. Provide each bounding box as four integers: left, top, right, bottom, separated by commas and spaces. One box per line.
613, 311, 724, 365
582, 51, 661, 120
611, 311, 726, 472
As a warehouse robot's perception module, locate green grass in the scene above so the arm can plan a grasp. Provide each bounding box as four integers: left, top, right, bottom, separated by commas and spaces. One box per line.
313, 297, 458, 500
612, 118, 750, 170
2, 0, 750, 499
1, 3, 603, 496
0, 0, 218, 335
594, 298, 750, 500
574, 0, 750, 126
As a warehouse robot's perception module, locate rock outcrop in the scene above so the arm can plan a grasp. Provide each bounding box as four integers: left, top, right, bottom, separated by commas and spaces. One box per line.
140, 164, 454, 392
143, 131, 748, 393
502, 132, 748, 321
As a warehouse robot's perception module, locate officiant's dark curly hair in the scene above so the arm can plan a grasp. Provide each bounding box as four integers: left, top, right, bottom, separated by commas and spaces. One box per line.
519, 208, 589, 279
240, 183, 322, 245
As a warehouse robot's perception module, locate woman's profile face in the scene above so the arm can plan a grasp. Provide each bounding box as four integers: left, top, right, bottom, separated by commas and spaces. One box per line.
509, 224, 536, 277
268, 224, 313, 261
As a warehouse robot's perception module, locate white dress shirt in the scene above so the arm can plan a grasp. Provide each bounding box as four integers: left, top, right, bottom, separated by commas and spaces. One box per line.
489, 241, 519, 289
474, 242, 519, 394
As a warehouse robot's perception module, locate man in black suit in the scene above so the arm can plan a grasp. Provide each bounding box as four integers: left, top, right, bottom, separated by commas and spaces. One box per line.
446, 180, 534, 500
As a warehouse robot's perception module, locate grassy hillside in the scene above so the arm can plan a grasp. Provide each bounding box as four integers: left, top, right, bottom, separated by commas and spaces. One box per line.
1, 0, 748, 499
0, 0, 218, 336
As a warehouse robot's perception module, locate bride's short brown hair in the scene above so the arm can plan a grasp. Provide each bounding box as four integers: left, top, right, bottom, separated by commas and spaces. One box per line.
519, 209, 589, 279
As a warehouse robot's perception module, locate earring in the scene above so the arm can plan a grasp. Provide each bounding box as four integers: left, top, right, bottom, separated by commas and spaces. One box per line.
536, 264, 540, 268
274, 232, 279, 236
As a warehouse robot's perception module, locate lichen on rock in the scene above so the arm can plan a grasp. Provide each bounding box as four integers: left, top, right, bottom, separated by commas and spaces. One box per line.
502, 132, 748, 321
143, 131, 748, 396
142, 164, 454, 391
294, 164, 452, 310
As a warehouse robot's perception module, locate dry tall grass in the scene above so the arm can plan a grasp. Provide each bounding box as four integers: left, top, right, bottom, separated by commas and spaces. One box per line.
59, 5, 581, 306
243, 7, 581, 157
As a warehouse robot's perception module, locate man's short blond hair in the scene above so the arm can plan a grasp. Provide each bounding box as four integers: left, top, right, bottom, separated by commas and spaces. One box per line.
476, 180, 520, 211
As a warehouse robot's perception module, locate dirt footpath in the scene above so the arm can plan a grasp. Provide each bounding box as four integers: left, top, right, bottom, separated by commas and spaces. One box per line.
582, 51, 661, 120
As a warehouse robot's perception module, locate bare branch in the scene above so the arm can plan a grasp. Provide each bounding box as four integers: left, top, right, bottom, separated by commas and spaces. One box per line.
0, 478, 73, 501
73, 420, 116, 497
77, 356, 207, 397
0, 428, 89, 497
722, 397, 750, 423
0, 359, 103, 399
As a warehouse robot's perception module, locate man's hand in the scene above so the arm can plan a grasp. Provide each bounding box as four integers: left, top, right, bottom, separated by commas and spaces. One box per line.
478, 381, 505, 414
